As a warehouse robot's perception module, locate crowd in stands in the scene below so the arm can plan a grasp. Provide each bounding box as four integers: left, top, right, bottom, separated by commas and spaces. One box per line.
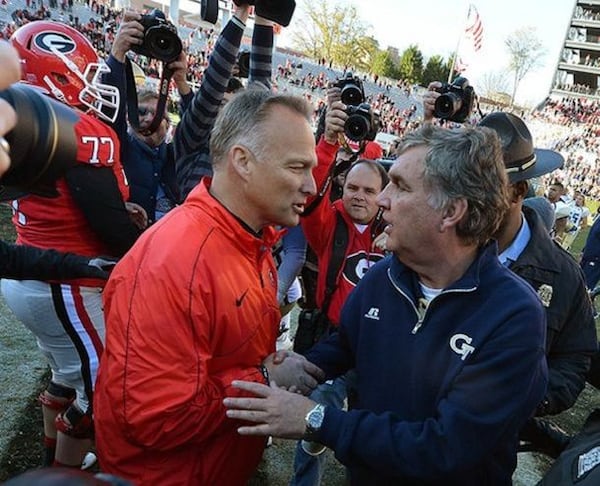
1, 0, 600, 203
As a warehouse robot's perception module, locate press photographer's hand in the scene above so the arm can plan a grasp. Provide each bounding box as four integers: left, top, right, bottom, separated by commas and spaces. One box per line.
0, 41, 21, 177
324, 101, 347, 145
112, 11, 144, 62
423, 81, 442, 122
262, 351, 325, 395
167, 51, 191, 96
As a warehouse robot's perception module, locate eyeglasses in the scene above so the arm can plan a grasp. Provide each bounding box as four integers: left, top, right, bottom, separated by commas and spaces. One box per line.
138, 106, 156, 117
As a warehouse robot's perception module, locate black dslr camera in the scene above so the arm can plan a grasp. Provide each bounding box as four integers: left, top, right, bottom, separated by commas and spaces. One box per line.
131, 9, 182, 63
345, 103, 380, 142
201, 0, 296, 27
335, 72, 365, 106
433, 76, 475, 123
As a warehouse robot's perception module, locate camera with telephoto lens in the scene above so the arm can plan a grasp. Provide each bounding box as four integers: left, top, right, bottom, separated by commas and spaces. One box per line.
0, 84, 79, 201
201, 0, 296, 27
335, 72, 365, 106
433, 76, 475, 123
344, 103, 380, 142
131, 9, 182, 63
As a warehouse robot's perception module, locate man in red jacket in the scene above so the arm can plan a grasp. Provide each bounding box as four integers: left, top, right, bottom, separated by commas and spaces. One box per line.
94, 89, 325, 485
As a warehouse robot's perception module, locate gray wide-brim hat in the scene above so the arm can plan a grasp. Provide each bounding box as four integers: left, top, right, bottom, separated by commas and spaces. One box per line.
478, 112, 564, 183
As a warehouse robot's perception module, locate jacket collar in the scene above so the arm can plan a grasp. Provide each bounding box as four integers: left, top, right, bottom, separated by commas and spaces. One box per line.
512, 206, 561, 273
388, 241, 499, 301
187, 178, 282, 256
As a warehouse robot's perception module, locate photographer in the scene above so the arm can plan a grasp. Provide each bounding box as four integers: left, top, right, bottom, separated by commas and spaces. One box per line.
422, 79, 475, 125
291, 87, 387, 486
102, 10, 191, 224
174, 2, 275, 200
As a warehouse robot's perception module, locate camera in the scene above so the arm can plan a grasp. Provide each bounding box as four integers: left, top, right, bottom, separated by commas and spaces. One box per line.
236, 50, 250, 79
335, 72, 365, 106
201, 0, 296, 27
0, 84, 79, 200
433, 76, 475, 123
344, 103, 379, 142
131, 9, 182, 63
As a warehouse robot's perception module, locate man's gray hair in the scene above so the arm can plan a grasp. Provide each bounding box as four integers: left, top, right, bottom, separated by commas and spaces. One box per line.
210, 89, 313, 167
397, 124, 510, 246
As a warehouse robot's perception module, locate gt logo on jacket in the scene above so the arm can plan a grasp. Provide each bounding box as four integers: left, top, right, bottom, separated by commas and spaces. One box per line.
450, 333, 475, 361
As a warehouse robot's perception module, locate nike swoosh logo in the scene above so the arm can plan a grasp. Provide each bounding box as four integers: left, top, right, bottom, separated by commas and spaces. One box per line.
236, 289, 249, 307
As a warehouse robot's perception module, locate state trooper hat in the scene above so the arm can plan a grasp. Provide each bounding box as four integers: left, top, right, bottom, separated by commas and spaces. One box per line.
478, 112, 564, 183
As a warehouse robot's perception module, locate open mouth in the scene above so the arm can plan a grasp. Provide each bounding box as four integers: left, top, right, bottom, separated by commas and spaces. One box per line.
292, 203, 305, 214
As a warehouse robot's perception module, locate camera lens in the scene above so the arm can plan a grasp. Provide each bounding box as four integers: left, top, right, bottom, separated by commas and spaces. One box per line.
434, 93, 463, 120
341, 84, 363, 106
146, 26, 183, 63
345, 114, 370, 142
0, 84, 78, 200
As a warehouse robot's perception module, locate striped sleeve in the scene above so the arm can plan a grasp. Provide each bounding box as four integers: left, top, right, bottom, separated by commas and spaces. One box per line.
248, 23, 273, 91
174, 18, 244, 199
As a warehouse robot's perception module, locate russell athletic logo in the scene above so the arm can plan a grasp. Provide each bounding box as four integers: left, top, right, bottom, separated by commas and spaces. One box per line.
364, 307, 380, 320
34, 31, 77, 55
450, 333, 475, 361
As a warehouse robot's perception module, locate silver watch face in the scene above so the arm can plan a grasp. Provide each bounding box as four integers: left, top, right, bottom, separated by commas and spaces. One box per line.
307, 405, 325, 429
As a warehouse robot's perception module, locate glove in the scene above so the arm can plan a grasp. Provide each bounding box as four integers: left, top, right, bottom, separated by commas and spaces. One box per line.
86, 256, 118, 279
61, 254, 118, 280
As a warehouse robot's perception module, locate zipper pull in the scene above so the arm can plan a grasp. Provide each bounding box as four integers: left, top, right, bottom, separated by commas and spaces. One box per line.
412, 298, 429, 334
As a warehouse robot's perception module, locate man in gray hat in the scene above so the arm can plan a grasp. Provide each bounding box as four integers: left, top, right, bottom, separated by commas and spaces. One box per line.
478, 112, 597, 457
423, 89, 597, 455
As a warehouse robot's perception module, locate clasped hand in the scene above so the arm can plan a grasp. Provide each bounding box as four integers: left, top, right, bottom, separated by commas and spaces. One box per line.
262, 350, 325, 395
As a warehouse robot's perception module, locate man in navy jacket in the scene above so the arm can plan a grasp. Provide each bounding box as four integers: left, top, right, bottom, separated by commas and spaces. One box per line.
224, 124, 548, 485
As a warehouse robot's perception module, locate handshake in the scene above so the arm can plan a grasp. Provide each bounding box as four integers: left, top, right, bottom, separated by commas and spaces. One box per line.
261, 349, 324, 395
201, 0, 297, 27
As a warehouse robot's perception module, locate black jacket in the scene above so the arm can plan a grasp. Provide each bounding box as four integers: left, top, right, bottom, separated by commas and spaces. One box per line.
509, 206, 598, 415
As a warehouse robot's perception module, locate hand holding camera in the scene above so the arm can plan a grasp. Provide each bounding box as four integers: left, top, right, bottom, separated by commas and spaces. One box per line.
426, 77, 475, 123
324, 100, 347, 144
332, 73, 380, 143
131, 9, 183, 63
111, 11, 144, 63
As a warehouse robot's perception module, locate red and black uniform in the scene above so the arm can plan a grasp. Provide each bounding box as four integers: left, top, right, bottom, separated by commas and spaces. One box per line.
2, 110, 142, 416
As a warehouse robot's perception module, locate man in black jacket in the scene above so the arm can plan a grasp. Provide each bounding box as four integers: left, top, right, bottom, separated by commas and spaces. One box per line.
479, 112, 598, 458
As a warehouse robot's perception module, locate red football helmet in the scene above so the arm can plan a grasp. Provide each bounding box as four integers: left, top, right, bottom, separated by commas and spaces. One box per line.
10, 20, 119, 123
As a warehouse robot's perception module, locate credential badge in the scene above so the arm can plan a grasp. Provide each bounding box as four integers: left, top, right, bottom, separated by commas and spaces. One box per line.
537, 284, 553, 307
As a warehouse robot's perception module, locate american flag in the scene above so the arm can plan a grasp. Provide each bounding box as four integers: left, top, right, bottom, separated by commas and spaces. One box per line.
454, 57, 468, 74
464, 4, 483, 52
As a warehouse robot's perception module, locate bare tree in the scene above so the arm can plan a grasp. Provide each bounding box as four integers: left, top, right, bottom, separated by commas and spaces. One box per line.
505, 27, 546, 105
289, 0, 373, 70
479, 70, 511, 100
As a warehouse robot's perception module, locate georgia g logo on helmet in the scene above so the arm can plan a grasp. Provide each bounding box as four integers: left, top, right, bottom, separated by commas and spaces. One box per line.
34, 31, 77, 55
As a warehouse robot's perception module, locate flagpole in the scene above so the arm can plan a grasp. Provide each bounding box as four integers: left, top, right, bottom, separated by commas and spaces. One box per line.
448, 3, 473, 83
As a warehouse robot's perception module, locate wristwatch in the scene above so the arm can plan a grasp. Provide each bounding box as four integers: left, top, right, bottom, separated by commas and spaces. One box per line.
304, 403, 326, 441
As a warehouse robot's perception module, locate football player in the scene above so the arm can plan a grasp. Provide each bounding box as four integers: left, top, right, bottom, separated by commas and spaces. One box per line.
1, 21, 144, 469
